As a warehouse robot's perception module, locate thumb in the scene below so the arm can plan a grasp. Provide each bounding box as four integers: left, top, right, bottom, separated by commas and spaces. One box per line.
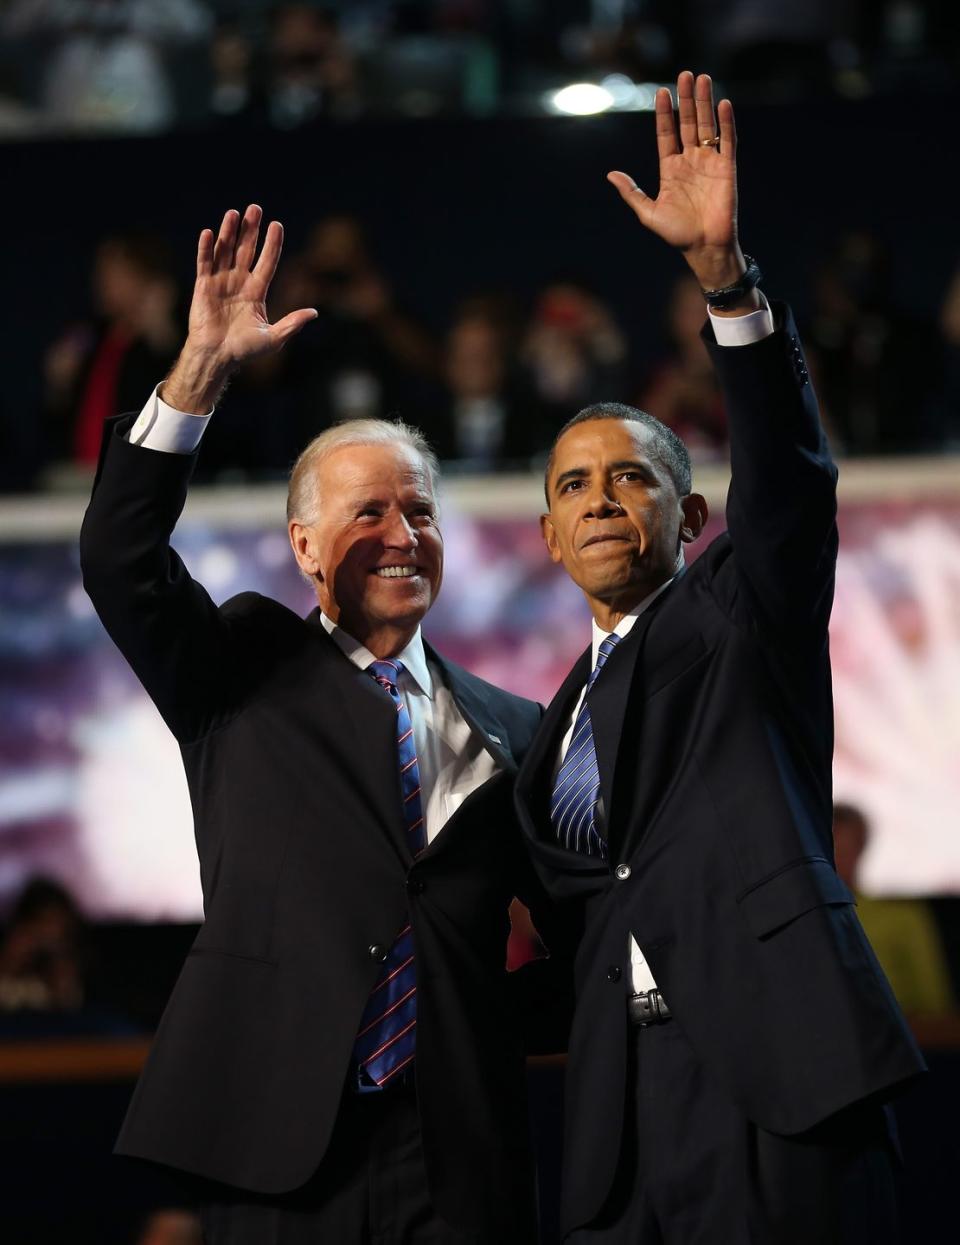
607, 170, 658, 230
271, 307, 318, 347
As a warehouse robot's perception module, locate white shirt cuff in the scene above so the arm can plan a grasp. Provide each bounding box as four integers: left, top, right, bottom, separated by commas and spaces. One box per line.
127, 384, 213, 454
707, 293, 774, 347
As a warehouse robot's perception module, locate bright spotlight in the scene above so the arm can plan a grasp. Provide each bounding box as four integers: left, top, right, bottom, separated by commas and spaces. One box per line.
549, 83, 614, 116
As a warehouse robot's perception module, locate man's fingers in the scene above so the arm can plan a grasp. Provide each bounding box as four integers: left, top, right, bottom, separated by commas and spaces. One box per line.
676, 70, 698, 150
234, 204, 263, 272
212, 209, 240, 273
607, 171, 657, 229
196, 228, 214, 279
654, 86, 679, 161
694, 73, 717, 145
718, 98, 737, 162
272, 307, 319, 346
252, 220, 284, 292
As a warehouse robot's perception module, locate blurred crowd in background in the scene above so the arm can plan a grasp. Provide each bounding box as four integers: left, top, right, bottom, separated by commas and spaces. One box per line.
26, 209, 960, 489
0, 0, 957, 137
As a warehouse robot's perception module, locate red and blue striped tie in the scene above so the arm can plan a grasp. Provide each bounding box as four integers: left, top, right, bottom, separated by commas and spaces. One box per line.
352, 659, 426, 1088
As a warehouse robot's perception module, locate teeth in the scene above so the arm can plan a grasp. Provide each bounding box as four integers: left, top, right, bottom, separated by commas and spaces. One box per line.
375, 566, 419, 578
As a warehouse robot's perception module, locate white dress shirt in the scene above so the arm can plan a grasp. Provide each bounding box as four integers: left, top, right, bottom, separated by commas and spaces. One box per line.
319, 615, 501, 844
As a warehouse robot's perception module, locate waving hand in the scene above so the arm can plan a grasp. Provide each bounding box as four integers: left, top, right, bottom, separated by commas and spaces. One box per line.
608, 71, 754, 300
163, 204, 317, 413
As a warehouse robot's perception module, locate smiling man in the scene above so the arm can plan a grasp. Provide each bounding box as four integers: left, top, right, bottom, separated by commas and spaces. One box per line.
514, 72, 923, 1243
80, 205, 567, 1244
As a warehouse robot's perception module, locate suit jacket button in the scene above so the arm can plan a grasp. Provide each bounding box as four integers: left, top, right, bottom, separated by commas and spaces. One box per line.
606, 966, 622, 983
368, 944, 388, 963
615, 863, 631, 881
407, 878, 425, 895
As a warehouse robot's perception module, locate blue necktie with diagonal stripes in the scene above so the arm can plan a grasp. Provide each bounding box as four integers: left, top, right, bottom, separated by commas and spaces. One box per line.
551, 633, 621, 859
353, 659, 426, 1089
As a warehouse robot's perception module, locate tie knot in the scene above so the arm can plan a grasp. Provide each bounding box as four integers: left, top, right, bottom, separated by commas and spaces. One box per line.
588, 633, 621, 688
368, 658, 405, 690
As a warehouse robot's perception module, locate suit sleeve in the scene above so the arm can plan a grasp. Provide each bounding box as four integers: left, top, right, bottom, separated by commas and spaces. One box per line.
79, 414, 243, 743
704, 301, 838, 637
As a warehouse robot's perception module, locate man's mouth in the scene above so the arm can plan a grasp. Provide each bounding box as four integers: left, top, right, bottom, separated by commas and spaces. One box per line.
581, 534, 631, 549
374, 565, 421, 578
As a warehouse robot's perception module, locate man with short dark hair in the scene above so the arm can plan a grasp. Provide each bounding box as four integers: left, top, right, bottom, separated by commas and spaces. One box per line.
81, 205, 567, 1243
515, 70, 924, 1243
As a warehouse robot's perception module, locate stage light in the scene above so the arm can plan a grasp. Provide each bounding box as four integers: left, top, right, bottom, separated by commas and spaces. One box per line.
548, 83, 614, 116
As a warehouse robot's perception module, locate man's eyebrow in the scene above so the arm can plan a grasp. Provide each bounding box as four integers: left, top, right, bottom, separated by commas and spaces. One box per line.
609, 458, 657, 475
554, 466, 589, 491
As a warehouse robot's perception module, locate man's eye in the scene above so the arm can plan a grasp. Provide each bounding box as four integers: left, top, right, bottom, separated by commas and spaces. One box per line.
561, 480, 584, 493
358, 508, 381, 519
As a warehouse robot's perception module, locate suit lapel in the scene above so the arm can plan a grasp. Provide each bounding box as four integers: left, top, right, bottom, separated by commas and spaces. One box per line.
427, 643, 517, 774
587, 612, 650, 846
303, 610, 412, 866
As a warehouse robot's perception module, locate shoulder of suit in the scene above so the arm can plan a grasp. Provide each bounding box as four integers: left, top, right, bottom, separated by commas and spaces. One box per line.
219, 591, 313, 647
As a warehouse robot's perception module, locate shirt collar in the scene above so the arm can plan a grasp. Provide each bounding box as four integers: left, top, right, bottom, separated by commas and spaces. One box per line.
590, 550, 685, 666
319, 614, 433, 698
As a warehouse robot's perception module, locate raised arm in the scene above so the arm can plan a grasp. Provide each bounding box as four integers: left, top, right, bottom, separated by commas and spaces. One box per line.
608, 72, 837, 634
80, 207, 316, 741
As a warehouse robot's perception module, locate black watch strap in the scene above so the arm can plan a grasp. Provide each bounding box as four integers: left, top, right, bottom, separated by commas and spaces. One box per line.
700, 255, 763, 310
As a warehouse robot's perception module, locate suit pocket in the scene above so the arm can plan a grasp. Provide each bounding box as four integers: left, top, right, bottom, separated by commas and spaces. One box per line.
737, 857, 854, 939
188, 945, 279, 967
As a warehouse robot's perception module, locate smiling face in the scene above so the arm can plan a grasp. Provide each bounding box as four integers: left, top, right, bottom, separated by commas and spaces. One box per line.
288, 441, 443, 656
542, 418, 707, 626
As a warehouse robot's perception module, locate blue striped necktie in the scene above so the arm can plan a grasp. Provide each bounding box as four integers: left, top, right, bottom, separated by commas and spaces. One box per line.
551, 633, 621, 859
352, 659, 426, 1089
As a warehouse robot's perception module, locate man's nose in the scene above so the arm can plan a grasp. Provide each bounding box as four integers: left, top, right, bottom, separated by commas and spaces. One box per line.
583, 484, 622, 519
382, 512, 418, 549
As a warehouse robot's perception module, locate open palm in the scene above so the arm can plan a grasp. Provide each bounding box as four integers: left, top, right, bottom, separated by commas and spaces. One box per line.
609, 71, 738, 258
188, 205, 317, 366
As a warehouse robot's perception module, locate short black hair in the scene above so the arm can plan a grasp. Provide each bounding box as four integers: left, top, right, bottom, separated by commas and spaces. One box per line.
543, 402, 692, 507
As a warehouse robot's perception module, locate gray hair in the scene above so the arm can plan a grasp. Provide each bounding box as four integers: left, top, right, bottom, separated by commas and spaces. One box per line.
287, 418, 440, 525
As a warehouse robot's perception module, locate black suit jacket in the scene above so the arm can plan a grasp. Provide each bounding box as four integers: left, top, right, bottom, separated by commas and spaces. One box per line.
79, 418, 567, 1240
515, 305, 925, 1235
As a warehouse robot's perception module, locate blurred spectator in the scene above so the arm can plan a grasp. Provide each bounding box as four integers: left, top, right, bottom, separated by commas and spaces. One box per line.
522, 281, 628, 429
804, 230, 941, 454
3, 0, 211, 135
268, 4, 361, 126
44, 232, 181, 468
424, 311, 543, 469
135, 1208, 203, 1245
196, 214, 439, 478
0, 877, 85, 1012
208, 20, 260, 125
639, 273, 727, 460
833, 803, 955, 1016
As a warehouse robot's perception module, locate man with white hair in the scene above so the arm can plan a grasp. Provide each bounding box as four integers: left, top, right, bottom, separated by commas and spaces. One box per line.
80, 205, 567, 1243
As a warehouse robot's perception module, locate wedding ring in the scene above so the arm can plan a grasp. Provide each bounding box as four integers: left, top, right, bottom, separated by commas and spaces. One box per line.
700, 136, 721, 147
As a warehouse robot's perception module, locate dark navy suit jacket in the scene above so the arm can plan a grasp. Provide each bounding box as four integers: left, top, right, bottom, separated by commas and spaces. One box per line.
515, 304, 924, 1236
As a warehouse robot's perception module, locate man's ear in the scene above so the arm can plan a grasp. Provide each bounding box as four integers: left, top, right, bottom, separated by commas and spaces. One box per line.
679, 493, 708, 544
289, 521, 323, 580
540, 512, 563, 564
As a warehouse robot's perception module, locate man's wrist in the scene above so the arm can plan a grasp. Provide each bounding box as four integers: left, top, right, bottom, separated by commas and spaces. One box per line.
685, 245, 763, 317
160, 342, 234, 415
684, 243, 746, 292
